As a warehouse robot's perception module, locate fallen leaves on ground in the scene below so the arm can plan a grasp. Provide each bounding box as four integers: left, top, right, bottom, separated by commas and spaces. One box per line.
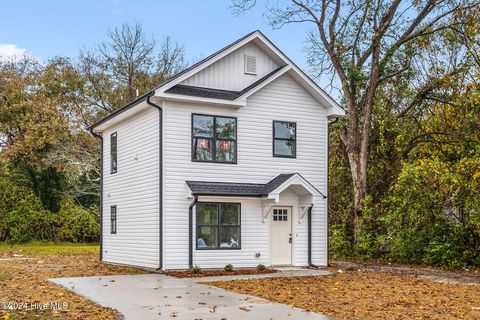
0, 252, 146, 319
208, 271, 480, 320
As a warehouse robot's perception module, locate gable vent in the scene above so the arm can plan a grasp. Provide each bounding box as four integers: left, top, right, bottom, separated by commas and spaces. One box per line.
244, 55, 257, 75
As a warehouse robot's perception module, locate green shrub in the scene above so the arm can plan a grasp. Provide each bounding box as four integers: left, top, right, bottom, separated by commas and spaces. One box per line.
56, 200, 99, 242
256, 264, 266, 271
191, 265, 201, 274
329, 227, 353, 259
0, 176, 54, 243
423, 242, 462, 268
224, 264, 233, 272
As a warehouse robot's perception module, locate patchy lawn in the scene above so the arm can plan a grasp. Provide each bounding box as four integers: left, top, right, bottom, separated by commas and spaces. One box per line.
208, 264, 480, 320
0, 242, 99, 256
0, 243, 146, 319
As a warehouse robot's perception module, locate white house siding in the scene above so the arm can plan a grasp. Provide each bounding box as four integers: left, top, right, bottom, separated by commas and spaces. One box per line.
102, 105, 160, 269
180, 42, 281, 91
162, 73, 328, 269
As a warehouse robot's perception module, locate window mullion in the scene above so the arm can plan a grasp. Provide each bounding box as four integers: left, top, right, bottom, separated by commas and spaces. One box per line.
213, 116, 217, 161
217, 203, 221, 249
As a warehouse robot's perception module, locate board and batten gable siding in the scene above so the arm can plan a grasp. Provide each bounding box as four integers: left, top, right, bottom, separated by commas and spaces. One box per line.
163, 73, 328, 269
102, 104, 160, 269
180, 42, 281, 91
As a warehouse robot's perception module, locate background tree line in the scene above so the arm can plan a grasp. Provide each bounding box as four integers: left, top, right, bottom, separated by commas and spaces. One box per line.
232, 0, 480, 267
1, 0, 480, 268
0, 23, 187, 243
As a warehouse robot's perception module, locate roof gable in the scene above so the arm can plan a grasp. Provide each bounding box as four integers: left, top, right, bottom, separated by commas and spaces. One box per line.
90, 30, 344, 131
155, 30, 344, 116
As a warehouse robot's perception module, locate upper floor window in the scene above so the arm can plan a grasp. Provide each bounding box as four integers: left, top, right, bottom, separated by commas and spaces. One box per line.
192, 114, 237, 163
273, 121, 296, 158
110, 132, 117, 174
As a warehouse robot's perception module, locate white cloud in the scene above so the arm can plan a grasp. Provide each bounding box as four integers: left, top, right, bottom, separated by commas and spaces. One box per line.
0, 44, 29, 62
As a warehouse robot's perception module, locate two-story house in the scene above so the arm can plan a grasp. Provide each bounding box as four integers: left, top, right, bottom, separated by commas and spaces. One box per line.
89, 30, 345, 270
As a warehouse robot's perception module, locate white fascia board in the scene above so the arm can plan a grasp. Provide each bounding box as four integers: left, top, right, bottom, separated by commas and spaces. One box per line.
157, 92, 246, 108
255, 33, 346, 117
93, 100, 151, 132
156, 32, 261, 93
268, 174, 322, 197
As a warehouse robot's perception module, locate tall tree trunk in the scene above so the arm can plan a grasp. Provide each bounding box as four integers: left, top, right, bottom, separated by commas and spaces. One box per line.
346, 149, 368, 245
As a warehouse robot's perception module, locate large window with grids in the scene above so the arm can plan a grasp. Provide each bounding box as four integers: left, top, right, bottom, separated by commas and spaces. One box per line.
192, 114, 237, 163
196, 202, 240, 250
273, 121, 296, 158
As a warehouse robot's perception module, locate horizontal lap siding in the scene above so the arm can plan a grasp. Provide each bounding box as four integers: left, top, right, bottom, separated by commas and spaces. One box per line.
102, 106, 160, 269
163, 74, 328, 269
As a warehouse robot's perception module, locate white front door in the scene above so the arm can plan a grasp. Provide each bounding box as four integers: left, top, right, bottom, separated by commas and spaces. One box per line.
270, 207, 292, 265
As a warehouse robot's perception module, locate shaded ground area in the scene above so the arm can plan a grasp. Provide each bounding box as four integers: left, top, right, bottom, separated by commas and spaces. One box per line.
208, 265, 480, 320
331, 259, 480, 285
0, 243, 145, 319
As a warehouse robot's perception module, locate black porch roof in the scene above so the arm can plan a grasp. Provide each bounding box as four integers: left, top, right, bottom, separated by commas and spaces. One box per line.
186, 173, 296, 197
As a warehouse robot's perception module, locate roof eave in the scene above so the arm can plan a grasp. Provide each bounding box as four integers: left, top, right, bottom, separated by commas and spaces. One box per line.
157, 92, 246, 107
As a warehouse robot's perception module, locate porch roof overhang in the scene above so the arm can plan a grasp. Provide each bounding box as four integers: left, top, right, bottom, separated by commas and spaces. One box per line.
186, 173, 325, 201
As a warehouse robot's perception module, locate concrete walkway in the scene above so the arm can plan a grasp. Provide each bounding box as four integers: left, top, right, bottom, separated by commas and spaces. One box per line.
50, 270, 332, 320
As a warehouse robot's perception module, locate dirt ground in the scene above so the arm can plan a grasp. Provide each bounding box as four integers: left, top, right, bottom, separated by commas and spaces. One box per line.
0, 249, 145, 319
208, 261, 480, 320
2, 245, 480, 319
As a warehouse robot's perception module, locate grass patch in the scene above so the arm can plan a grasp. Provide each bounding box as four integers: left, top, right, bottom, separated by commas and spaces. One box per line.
0, 273, 12, 281
0, 242, 99, 256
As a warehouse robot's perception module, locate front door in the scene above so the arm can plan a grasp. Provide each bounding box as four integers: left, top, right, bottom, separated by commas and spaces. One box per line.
270, 207, 292, 265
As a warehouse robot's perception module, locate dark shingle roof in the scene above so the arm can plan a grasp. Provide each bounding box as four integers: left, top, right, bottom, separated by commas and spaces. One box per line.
165, 65, 287, 100
165, 85, 240, 100
186, 173, 295, 197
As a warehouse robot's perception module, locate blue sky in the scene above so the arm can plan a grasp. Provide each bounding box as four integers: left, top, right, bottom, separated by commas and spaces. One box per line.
0, 0, 314, 71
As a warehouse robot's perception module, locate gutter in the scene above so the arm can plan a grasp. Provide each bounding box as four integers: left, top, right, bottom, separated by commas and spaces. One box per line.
307, 206, 322, 268
145, 92, 164, 271
89, 129, 103, 261
188, 196, 198, 269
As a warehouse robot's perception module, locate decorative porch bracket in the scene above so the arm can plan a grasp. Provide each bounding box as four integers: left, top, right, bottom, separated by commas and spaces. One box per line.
298, 204, 313, 223
262, 201, 275, 223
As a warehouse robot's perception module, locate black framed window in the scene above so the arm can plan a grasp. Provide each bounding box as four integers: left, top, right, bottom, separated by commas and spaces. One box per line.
192, 114, 237, 163
110, 205, 117, 234
196, 202, 240, 250
110, 132, 117, 173
273, 121, 296, 158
